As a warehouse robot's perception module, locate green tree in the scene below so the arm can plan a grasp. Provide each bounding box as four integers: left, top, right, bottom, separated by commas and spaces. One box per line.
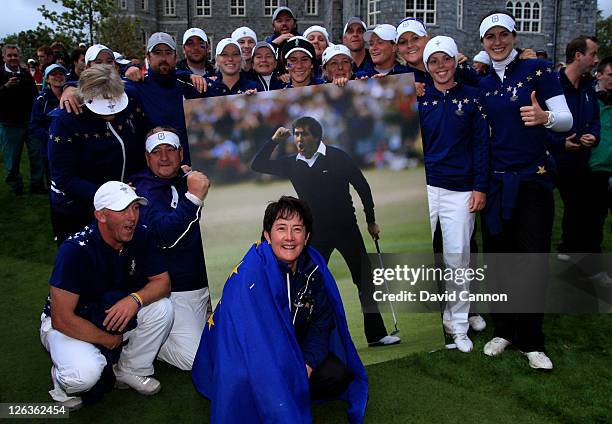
1, 25, 72, 61
99, 15, 145, 60
596, 12, 612, 59
38, 0, 116, 46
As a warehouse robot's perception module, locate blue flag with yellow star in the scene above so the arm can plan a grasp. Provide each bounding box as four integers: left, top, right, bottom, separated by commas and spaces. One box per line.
192, 241, 368, 423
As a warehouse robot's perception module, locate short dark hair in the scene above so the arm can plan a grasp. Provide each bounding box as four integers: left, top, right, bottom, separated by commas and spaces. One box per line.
565, 35, 598, 64
596, 56, 612, 74
262, 196, 313, 241
292, 116, 322, 140
37, 45, 53, 56
70, 48, 86, 64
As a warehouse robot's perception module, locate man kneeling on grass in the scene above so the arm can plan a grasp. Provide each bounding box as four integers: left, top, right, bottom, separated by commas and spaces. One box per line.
40, 181, 173, 410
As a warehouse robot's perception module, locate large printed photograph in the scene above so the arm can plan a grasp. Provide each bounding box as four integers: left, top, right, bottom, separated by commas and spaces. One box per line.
184, 73, 445, 363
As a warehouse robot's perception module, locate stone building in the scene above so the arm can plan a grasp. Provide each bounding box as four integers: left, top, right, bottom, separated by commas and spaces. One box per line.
116, 0, 597, 64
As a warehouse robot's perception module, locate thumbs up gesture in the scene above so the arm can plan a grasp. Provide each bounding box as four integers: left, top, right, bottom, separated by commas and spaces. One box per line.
520, 91, 550, 127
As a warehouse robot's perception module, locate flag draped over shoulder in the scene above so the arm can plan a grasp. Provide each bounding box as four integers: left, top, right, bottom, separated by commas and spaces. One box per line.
192, 241, 368, 423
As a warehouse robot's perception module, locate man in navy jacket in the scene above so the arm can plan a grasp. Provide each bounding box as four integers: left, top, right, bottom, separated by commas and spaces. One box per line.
130, 127, 211, 370
552, 36, 609, 284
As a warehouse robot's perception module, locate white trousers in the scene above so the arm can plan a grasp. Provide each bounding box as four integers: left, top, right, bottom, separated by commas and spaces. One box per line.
40, 297, 173, 400
157, 287, 210, 371
427, 185, 475, 335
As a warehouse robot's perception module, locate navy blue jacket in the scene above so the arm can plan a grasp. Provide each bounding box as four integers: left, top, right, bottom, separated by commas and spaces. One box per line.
0, 66, 38, 124
352, 50, 375, 76
47, 98, 150, 217
354, 62, 414, 78
478, 58, 564, 234
43, 223, 166, 317
284, 77, 325, 88
252, 71, 287, 91
418, 83, 489, 192
205, 74, 258, 96
130, 168, 208, 292
550, 68, 600, 172
123, 69, 206, 165
478, 58, 563, 173
413, 64, 482, 86
176, 58, 215, 77
30, 87, 60, 158
278, 252, 335, 369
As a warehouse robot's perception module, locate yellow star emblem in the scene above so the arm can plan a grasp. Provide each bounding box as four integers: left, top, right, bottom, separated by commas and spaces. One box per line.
527, 76, 533, 81
207, 312, 215, 329
432, 100, 438, 105
229, 261, 243, 277
105, 131, 111, 137
54, 136, 60, 142
517, 82, 523, 87
536, 69, 542, 76
452, 98, 458, 104
423, 101, 428, 106
94, 133, 100, 138
537, 166, 546, 174
506, 86, 512, 92
463, 98, 469, 103
83, 133, 89, 138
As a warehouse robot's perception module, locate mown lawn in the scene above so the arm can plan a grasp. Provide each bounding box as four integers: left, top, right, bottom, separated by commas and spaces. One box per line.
0, 159, 610, 423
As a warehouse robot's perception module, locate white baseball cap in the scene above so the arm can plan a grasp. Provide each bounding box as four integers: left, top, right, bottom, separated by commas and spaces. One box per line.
183, 27, 208, 45
215, 38, 242, 57
396, 18, 428, 41
343, 17, 367, 35
145, 131, 181, 153
94, 181, 148, 211
364, 24, 397, 43
252, 41, 277, 59
147, 32, 177, 53
423, 36, 459, 71
303, 26, 330, 45
322, 44, 352, 66
113, 52, 131, 65
232, 27, 258, 44
473, 50, 492, 65
85, 44, 113, 64
84, 92, 129, 116
479, 13, 516, 39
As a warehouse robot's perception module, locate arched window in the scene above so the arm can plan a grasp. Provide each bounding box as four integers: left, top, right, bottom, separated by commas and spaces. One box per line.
506, 0, 542, 33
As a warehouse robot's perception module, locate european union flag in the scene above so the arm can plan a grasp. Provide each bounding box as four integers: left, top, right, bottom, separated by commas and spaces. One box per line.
192, 241, 368, 423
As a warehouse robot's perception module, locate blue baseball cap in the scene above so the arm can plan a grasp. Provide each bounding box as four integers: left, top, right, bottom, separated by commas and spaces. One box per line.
44, 64, 67, 79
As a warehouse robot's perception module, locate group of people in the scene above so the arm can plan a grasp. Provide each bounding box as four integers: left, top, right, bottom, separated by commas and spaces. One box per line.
0, 4, 610, 422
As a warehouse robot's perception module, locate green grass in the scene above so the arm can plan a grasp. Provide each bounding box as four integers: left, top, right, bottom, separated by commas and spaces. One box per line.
0, 158, 611, 423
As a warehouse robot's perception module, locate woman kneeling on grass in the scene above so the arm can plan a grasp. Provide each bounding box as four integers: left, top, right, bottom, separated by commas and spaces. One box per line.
192, 196, 368, 423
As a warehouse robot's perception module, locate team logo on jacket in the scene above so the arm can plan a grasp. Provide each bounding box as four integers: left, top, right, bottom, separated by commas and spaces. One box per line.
129, 259, 136, 276
455, 101, 464, 116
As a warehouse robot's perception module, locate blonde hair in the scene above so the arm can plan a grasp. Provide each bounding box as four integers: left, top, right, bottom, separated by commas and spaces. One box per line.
76, 65, 125, 103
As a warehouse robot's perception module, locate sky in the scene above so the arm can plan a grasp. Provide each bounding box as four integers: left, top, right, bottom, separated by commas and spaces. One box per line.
1, 0, 611, 39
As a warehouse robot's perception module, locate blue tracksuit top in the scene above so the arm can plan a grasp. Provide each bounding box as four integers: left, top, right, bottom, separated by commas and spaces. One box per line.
30, 87, 60, 158
205, 74, 258, 96
418, 82, 489, 193
354, 62, 414, 78
550, 68, 600, 172
47, 97, 150, 216
123, 69, 204, 165
130, 169, 208, 292
478, 57, 563, 173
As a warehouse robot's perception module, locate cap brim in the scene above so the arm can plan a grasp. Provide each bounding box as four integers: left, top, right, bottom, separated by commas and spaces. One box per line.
84, 92, 129, 116
106, 196, 148, 212
284, 47, 313, 59
116, 59, 131, 65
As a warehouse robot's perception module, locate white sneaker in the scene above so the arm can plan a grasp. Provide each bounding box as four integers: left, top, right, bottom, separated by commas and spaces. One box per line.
588, 272, 612, 287
368, 335, 401, 347
114, 365, 161, 395
557, 253, 571, 262
524, 351, 553, 370
483, 337, 511, 356
468, 315, 487, 332
49, 367, 83, 411
452, 333, 473, 353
